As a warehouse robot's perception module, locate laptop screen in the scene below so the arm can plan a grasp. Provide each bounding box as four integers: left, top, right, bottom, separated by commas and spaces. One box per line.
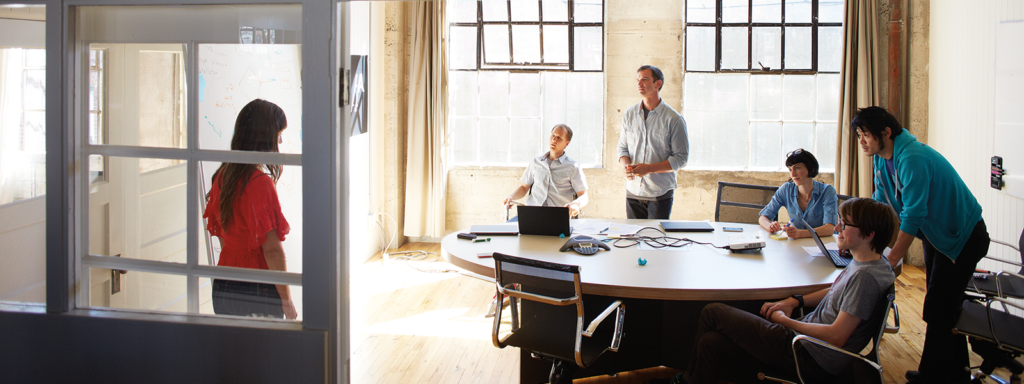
517, 206, 571, 236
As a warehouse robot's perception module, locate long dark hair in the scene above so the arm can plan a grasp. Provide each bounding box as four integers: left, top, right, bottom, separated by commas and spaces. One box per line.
207, 99, 287, 230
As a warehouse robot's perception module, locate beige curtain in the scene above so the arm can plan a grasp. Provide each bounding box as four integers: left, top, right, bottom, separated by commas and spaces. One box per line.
403, 1, 449, 238
834, 0, 880, 198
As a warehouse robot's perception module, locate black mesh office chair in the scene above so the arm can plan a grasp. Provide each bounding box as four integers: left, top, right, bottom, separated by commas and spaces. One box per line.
491, 253, 625, 384
956, 227, 1024, 383
759, 285, 899, 384
715, 181, 779, 224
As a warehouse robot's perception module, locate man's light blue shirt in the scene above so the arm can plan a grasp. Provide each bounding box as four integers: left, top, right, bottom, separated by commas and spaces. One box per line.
617, 99, 689, 199
759, 180, 838, 229
520, 152, 588, 207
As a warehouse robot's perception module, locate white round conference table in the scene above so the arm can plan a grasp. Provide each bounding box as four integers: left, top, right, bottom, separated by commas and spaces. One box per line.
441, 219, 844, 301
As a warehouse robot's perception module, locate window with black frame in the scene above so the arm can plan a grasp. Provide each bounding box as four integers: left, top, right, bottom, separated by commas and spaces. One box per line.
683, 0, 844, 171
448, 0, 604, 167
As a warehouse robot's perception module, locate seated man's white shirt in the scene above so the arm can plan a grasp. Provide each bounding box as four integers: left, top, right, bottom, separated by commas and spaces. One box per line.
520, 152, 588, 207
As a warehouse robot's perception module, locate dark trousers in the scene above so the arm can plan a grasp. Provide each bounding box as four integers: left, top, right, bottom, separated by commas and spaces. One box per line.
917, 219, 990, 382
685, 303, 832, 384
626, 190, 674, 220
212, 279, 285, 319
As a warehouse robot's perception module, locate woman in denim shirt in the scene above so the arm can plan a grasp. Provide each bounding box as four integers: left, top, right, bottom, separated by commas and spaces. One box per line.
758, 149, 838, 239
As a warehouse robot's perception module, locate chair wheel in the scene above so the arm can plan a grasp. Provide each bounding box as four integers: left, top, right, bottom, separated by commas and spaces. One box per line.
549, 359, 577, 384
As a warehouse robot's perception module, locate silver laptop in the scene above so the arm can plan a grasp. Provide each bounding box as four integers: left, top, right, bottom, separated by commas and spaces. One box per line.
801, 218, 852, 268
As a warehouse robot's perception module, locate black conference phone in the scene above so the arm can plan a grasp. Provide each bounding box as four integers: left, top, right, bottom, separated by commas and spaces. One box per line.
559, 235, 610, 255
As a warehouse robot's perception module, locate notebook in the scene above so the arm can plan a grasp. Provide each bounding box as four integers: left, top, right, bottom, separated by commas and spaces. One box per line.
517, 205, 572, 237
801, 218, 852, 268
660, 221, 716, 232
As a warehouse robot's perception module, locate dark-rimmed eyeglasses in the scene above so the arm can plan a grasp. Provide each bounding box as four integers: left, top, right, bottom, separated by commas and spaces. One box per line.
837, 217, 859, 231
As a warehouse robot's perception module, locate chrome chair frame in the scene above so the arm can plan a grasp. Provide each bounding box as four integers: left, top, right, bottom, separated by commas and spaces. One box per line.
490, 253, 625, 370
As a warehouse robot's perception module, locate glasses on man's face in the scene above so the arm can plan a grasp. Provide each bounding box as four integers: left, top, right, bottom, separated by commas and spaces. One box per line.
837, 217, 859, 231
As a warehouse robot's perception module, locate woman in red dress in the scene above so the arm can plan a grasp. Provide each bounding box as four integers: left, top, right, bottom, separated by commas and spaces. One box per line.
204, 99, 297, 319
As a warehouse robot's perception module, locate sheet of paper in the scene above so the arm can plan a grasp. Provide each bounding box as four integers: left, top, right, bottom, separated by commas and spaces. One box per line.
572, 222, 644, 236
803, 242, 839, 257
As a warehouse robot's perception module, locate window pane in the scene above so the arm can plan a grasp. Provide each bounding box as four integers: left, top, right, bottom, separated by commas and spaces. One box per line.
512, 25, 541, 63
139, 51, 186, 152
481, 1, 508, 22
818, 26, 842, 72
89, 156, 185, 264
819, 0, 844, 23
574, 0, 602, 23
449, 71, 479, 117
573, 26, 602, 71
478, 71, 509, 116
197, 278, 302, 319
782, 123, 815, 157
510, 119, 542, 163
750, 74, 782, 120
510, 0, 539, 21
722, 0, 748, 23
450, 117, 478, 164
721, 27, 749, 70
784, 27, 811, 69
752, 0, 781, 23
197, 44, 302, 153
542, 25, 569, 64
542, 0, 569, 22
816, 73, 840, 121
199, 162, 303, 271
686, 26, 716, 71
482, 24, 511, 63
686, 0, 716, 23
0, 25, 46, 303
542, 71, 568, 129
815, 123, 837, 171
449, 26, 478, 70
785, 0, 811, 23
450, 118, 477, 164
564, 72, 603, 166
447, 0, 478, 23
510, 73, 541, 117
783, 75, 814, 120
88, 269, 186, 312
479, 118, 510, 164
750, 122, 782, 168
684, 74, 748, 168
752, 27, 781, 70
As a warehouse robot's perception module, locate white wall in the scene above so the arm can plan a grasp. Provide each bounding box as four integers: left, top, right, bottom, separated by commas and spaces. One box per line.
929, 1, 1024, 273
0, 18, 45, 48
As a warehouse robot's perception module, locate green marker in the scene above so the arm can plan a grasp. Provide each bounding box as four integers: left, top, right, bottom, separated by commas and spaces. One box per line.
473, 238, 491, 243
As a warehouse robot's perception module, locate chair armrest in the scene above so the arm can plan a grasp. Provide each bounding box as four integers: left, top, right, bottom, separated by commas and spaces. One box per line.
995, 271, 1024, 298
983, 255, 1023, 269
992, 239, 1021, 253
790, 335, 882, 384
583, 300, 624, 337
885, 301, 900, 334
991, 296, 1024, 312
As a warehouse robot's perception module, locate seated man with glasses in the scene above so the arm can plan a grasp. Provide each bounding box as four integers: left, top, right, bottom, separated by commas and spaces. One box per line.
657, 198, 896, 384
502, 124, 588, 221
758, 148, 838, 239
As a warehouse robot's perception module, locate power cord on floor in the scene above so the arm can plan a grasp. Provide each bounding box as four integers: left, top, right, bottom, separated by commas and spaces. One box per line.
373, 212, 491, 281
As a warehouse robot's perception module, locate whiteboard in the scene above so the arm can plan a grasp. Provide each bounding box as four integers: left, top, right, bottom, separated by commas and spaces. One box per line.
197, 44, 304, 278
995, 22, 1024, 199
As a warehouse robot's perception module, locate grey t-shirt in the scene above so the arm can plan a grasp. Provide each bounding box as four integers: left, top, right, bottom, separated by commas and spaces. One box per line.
801, 257, 895, 375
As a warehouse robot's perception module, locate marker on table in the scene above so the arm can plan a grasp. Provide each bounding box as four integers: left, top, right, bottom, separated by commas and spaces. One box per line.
473, 238, 491, 243
599, 227, 609, 234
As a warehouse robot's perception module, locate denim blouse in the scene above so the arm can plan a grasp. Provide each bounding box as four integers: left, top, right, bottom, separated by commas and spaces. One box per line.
759, 180, 838, 229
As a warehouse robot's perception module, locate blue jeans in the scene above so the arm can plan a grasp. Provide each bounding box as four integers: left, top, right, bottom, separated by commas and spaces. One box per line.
626, 190, 674, 219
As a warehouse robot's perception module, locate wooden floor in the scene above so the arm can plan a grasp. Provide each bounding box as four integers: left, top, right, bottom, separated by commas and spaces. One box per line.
350, 242, 1015, 384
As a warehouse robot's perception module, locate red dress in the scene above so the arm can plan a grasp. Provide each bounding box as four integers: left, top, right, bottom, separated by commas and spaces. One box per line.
204, 170, 290, 270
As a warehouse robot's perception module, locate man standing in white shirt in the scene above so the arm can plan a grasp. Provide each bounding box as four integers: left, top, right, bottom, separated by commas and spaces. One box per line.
503, 124, 588, 221
617, 65, 689, 219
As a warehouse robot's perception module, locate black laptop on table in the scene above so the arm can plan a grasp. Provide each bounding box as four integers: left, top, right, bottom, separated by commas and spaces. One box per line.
801, 218, 852, 268
517, 206, 572, 237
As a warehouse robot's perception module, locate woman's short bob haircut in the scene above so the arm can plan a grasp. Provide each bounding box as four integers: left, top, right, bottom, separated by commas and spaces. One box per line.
839, 197, 897, 255
785, 148, 819, 178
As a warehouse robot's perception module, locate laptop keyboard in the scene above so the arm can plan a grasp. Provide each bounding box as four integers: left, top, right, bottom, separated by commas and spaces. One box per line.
828, 249, 852, 267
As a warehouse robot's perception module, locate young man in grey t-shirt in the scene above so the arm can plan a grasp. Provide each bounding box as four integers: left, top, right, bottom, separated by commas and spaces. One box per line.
659, 198, 897, 384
